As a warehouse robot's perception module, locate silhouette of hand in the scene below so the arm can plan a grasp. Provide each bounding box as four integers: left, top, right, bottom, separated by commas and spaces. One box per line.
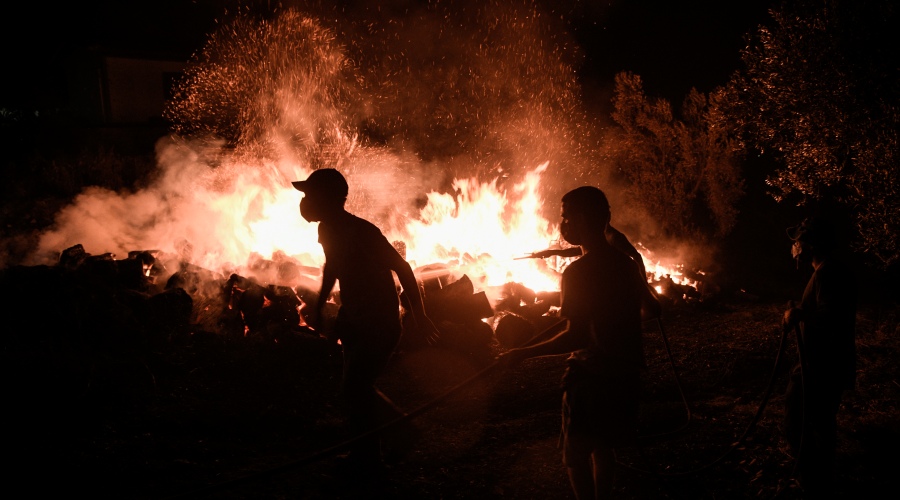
782, 301, 800, 331
300, 304, 332, 340
418, 316, 441, 346
641, 284, 663, 320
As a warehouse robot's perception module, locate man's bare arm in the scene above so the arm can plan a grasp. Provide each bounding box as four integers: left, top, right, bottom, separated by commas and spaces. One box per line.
500, 317, 589, 366
310, 262, 337, 331
388, 244, 440, 344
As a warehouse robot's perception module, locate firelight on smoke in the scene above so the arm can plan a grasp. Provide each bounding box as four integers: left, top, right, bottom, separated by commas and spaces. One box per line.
26, 6, 700, 305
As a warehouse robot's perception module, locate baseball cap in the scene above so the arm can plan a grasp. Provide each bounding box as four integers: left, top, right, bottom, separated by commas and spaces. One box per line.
291, 168, 348, 199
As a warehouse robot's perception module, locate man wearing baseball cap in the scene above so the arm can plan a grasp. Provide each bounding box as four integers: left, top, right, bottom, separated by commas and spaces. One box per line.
293, 168, 440, 476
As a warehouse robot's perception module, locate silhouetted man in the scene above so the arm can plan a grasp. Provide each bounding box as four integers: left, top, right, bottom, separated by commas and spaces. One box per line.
501, 186, 657, 499
782, 216, 857, 496
292, 168, 439, 476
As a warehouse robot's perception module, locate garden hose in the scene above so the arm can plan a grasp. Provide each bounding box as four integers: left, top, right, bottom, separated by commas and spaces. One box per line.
618, 316, 793, 477
164, 318, 568, 499
790, 310, 808, 479
635, 317, 693, 441
167, 305, 770, 496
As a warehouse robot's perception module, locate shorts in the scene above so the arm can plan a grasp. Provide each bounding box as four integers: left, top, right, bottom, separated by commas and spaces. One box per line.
336, 319, 401, 397
560, 356, 639, 464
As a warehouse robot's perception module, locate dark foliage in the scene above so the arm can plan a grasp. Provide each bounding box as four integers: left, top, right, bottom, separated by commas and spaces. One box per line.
725, 0, 900, 267
605, 72, 744, 245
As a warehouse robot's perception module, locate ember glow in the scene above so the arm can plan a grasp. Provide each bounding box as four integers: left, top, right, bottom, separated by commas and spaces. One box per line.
24, 5, 701, 305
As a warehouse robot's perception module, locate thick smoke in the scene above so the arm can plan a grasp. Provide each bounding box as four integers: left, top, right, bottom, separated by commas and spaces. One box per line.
26, 1, 625, 277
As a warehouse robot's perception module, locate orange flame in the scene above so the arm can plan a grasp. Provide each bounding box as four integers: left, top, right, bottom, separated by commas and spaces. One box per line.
35, 153, 696, 302
388, 162, 560, 294
201, 161, 696, 301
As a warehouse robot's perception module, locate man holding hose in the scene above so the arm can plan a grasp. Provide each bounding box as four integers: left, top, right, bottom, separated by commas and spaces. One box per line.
501, 186, 657, 499
782, 215, 857, 496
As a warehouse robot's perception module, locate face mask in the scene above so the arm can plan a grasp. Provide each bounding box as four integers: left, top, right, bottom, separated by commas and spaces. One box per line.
560, 219, 581, 246
299, 197, 320, 222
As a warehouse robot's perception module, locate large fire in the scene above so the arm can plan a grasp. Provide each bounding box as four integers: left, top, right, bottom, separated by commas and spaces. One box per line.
32, 151, 696, 306
395, 162, 561, 295
26, 7, 700, 309
149, 158, 695, 305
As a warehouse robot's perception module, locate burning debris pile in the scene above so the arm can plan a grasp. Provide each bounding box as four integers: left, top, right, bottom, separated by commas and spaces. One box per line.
1, 234, 712, 378
1, 245, 192, 352
0, 242, 548, 364
2, 230, 708, 363
2, 7, 714, 365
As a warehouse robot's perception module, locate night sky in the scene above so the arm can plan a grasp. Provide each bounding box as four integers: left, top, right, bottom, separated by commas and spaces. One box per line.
3, 0, 772, 116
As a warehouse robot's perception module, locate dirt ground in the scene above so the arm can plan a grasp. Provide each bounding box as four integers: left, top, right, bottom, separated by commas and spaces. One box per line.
4, 292, 898, 500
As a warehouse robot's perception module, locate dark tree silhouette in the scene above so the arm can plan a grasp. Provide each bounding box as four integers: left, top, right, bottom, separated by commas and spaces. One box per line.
725, 0, 900, 267
606, 72, 744, 244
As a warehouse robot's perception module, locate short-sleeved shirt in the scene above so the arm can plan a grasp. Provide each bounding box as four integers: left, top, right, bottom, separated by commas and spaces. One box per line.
318, 212, 403, 333
559, 243, 644, 375
559, 243, 645, 452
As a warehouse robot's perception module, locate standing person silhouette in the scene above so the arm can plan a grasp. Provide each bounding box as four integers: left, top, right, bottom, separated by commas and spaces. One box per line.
292, 168, 440, 476
782, 216, 857, 496
501, 186, 657, 499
